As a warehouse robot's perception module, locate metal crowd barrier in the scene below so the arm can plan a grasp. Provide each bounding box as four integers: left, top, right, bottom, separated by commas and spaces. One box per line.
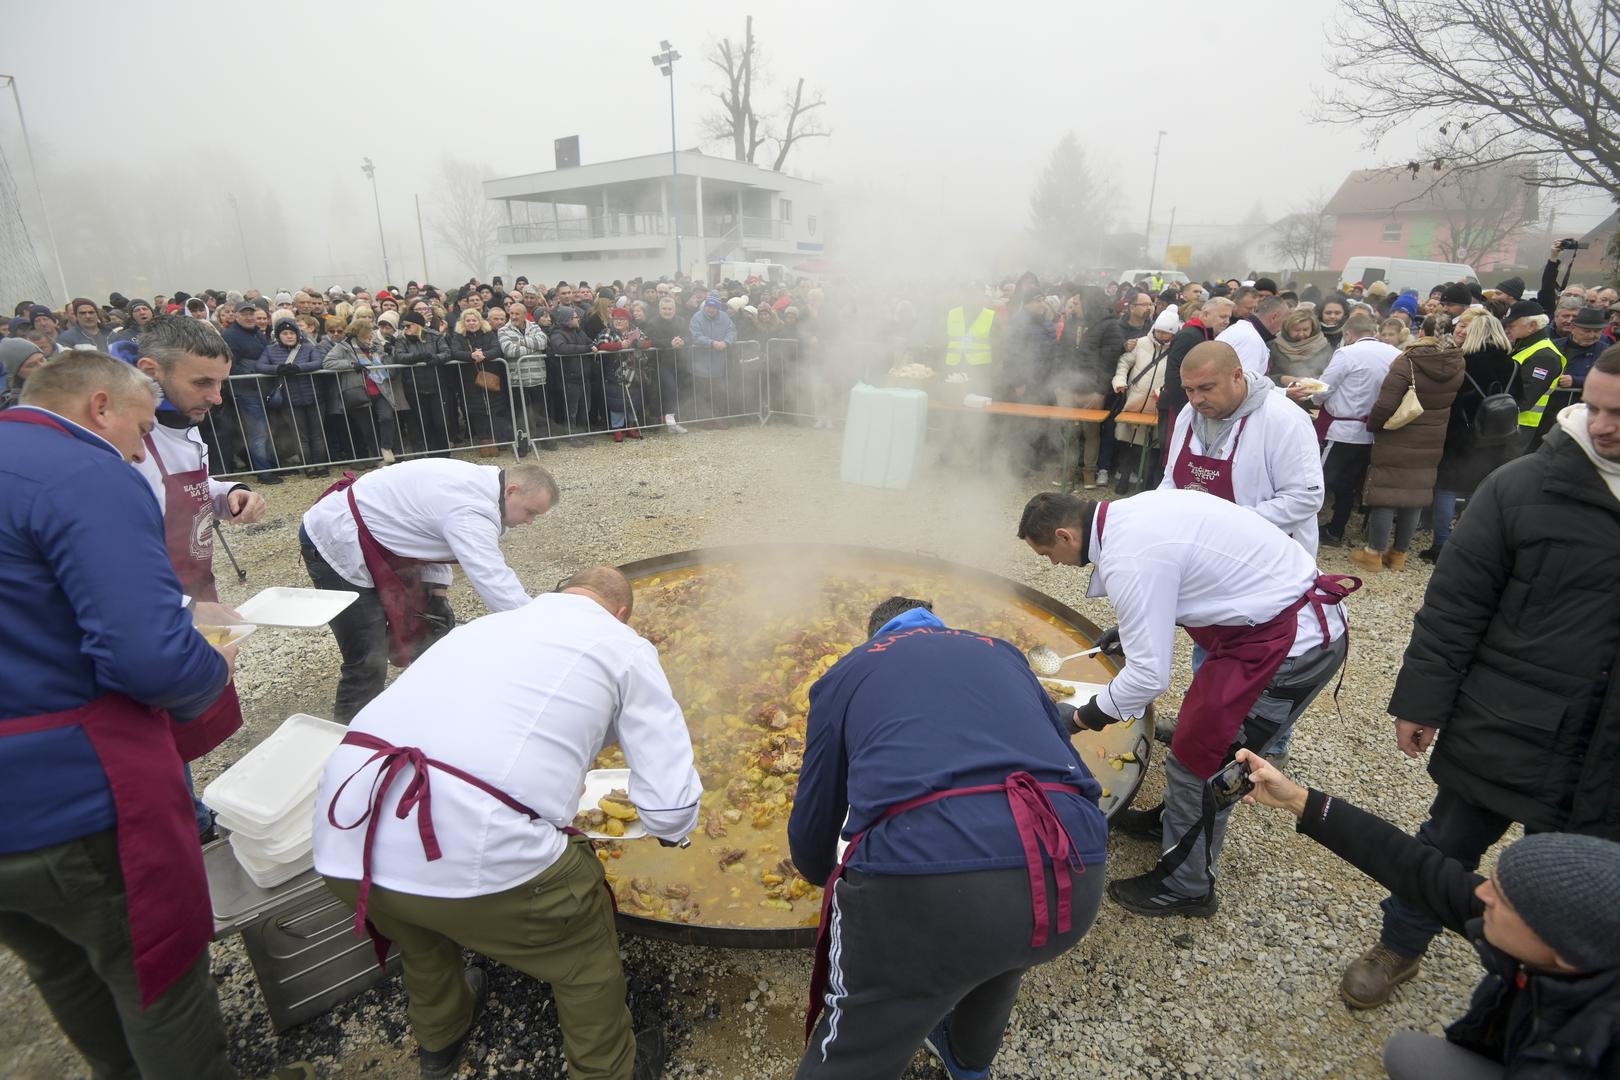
207, 359, 520, 478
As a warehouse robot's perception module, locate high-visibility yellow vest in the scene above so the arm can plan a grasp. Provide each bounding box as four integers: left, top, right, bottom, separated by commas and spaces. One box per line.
1515, 336, 1567, 428
944, 307, 995, 366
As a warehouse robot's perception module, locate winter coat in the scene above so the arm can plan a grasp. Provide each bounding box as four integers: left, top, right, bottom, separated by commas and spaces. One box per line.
1363, 341, 1464, 508
221, 323, 268, 377
1160, 320, 1213, 417
384, 329, 449, 398
1112, 333, 1170, 445
1438, 342, 1518, 496
593, 325, 646, 415
1298, 788, 1620, 1078
1077, 318, 1125, 399
323, 339, 401, 413
446, 328, 504, 388
1544, 332, 1610, 430
1388, 430, 1620, 838
498, 321, 548, 389
1003, 310, 1056, 397
546, 323, 596, 386
255, 338, 325, 407
688, 310, 737, 379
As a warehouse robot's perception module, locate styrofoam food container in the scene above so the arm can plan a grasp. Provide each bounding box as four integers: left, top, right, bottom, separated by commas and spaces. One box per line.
229, 833, 315, 889
197, 623, 257, 647
223, 811, 316, 859
214, 790, 318, 842
203, 714, 347, 827
235, 587, 360, 628
572, 768, 647, 840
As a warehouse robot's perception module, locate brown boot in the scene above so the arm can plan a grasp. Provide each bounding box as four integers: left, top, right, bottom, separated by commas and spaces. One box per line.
1082, 469, 1099, 488
1383, 549, 1407, 571
1348, 546, 1384, 573
1340, 944, 1421, 1009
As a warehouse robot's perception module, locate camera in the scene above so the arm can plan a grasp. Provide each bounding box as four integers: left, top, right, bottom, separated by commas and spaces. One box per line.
1557, 238, 1590, 251
1207, 758, 1254, 809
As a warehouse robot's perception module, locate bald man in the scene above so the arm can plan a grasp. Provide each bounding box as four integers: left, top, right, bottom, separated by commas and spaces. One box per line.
1159, 340, 1325, 554
313, 565, 697, 1080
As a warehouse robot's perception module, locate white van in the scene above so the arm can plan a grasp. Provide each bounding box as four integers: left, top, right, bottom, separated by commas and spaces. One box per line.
1340, 257, 1477, 297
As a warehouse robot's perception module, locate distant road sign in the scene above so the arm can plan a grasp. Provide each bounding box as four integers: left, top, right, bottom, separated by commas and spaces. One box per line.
1165, 245, 1192, 269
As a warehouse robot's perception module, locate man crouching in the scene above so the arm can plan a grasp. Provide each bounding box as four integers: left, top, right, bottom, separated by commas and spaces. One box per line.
788, 596, 1109, 1079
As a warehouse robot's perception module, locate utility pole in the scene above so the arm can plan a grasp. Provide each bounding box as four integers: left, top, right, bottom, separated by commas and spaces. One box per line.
652, 40, 683, 277
226, 193, 254, 285
1144, 130, 1167, 264
414, 193, 430, 284
360, 157, 393, 285
0, 74, 68, 304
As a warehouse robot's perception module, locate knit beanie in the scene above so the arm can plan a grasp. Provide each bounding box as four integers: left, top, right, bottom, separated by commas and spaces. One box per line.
1495, 832, 1620, 971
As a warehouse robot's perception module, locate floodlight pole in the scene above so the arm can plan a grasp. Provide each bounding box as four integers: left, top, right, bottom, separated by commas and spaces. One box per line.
652, 41, 683, 277
0, 74, 69, 303
1144, 130, 1167, 263
361, 157, 393, 285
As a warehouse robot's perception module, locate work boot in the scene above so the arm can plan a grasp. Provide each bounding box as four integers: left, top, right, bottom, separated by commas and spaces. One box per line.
1340, 944, 1421, 1010
419, 967, 490, 1080
1348, 547, 1384, 573
1383, 549, 1407, 571
632, 1027, 668, 1080
1113, 802, 1164, 840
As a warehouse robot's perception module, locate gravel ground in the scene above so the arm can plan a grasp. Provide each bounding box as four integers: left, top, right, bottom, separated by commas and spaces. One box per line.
1, 420, 1501, 1079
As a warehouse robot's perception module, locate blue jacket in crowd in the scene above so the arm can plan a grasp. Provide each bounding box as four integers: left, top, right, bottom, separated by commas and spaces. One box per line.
788, 610, 1108, 884
0, 407, 229, 854
688, 307, 737, 379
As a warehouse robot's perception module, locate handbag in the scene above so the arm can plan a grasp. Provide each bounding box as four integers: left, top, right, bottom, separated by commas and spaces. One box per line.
473, 367, 503, 393
1380, 357, 1425, 431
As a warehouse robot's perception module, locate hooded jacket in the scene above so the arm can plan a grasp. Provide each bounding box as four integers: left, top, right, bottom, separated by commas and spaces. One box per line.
1389, 429, 1620, 838
1160, 319, 1214, 417
1365, 340, 1465, 507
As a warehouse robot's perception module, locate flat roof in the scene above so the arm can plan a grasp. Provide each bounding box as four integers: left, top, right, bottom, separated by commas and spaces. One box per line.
485, 150, 821, 202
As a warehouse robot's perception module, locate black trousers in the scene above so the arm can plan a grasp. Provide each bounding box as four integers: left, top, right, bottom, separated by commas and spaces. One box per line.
796, 860, 1105, 1079
1321, 440, 1372, 538
302, 540, 388, 723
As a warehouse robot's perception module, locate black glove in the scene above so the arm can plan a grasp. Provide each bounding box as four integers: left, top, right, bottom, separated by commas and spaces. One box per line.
1095, 625, 1123, 658
1076, 697, 1113, 732
421, 592, 455, 634
277, 362, 299, 376
353, 361, 368, 373
1055, 701, 1081, 735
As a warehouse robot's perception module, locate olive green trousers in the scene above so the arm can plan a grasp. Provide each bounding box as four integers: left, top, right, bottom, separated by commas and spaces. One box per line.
325, 835, 634, 1080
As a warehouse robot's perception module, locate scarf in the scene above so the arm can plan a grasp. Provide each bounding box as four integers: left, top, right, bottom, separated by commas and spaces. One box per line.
1557, 404, 1620, 500
1272, 329, 1328, 365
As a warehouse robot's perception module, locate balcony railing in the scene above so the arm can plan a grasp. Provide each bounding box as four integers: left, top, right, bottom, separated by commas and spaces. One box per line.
499, 212, 667, 244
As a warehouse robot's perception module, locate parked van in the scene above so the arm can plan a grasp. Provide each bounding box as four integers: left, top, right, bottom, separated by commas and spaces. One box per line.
1339, 256, 1478, 297
707, 260, 788, 285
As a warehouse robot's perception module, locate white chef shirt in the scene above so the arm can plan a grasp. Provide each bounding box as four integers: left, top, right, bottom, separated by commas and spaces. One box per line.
1315, 337, 1401, 446
1215, 318, 1271, 377
133, 419, 241, 521
312, 592, 703, 897
1158, 384, 1325, 555
1085, 489, 1348, 724
301, 457, 530, 611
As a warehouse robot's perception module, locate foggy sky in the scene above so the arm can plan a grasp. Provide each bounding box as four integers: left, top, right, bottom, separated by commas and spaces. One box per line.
0, 0, 1611, 299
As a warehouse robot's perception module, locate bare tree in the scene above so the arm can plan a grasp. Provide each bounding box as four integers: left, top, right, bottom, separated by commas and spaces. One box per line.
702, 17, 829, 172
769, 78, 829, 172
428, 157, 503, 280
1319, 0, 1620, 195
1271, 193, 1335, 271
1430, 167, 1538, 265
1027, 133, 1119, 271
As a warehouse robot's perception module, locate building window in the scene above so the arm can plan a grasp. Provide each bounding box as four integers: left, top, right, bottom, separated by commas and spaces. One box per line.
780, 198, 793, 223
808, 214, 817, 236
1382, 221, 1403, 243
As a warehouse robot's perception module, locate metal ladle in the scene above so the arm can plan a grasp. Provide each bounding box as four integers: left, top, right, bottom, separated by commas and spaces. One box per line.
1026, 644, 1102, 676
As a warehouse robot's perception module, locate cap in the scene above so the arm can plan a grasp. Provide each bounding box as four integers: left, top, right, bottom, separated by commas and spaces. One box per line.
27, 303, 53, 321
236, 301, 259, 313
1440, 283, 1473, 307
402, 310, 428, 329
1504, 299, 1545, 323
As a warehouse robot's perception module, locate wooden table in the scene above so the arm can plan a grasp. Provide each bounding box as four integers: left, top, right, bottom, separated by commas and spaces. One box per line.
927, 399, 1162, 488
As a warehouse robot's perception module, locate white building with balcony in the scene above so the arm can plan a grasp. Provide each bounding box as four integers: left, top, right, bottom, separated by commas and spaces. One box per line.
485, 150, 825, 284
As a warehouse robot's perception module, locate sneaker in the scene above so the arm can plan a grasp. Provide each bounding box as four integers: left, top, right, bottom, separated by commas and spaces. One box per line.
1107, 871, 1219, 918
613, 430, 625, 443
1096, 469, 1110, 487
255, 472, 284, 485
632, 1027, 667, 1080
419, 967, 490, 1080
1340, 944, 1421, 1010
383, 448, 399, 465
625, 428, 642, 440
922, 1013, 991, 1079
663, 414, 689, 434
1319, 529, 1345, 548
1113, 802, 1163, 840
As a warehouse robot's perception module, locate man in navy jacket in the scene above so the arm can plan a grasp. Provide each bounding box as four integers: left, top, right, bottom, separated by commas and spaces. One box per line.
789, 596, 1108, 1080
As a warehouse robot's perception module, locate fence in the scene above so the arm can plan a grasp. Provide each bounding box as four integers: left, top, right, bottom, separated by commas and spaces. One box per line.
209, 345, 766, 478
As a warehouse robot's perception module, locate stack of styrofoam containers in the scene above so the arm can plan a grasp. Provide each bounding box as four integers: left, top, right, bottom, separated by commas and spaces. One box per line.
839, 384, 931, 489
203, 713, 347, 889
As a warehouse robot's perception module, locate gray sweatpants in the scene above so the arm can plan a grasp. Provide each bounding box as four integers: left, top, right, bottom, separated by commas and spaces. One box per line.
796, 861, 1106, 1080
1383, 1030, 1503, 1079
1159, 633, 1349, 898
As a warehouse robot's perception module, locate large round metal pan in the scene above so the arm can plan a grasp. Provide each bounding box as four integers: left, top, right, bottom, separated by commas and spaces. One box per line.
611, 544, 1150, 948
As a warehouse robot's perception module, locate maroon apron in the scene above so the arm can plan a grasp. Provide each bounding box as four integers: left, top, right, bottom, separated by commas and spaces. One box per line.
1313, 406, 1367, 447
804, 772, 1088, 1042
1, 411, 241, 762
5, 696, 215, 1008
1171, 416, 1249, 499
325, 731, 544, 966
143, 432, 218, 604
316, 472, 441, 668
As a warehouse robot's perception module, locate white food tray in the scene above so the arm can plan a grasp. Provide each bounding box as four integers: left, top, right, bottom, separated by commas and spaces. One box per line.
235, 587, 359, 628
571, 768, 647, 840
203, 714, 347, 827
